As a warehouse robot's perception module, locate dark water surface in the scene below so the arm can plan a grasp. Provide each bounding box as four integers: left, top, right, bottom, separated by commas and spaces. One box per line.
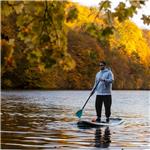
1, 90, 150, 149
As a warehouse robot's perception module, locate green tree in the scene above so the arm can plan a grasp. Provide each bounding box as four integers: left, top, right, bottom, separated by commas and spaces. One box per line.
98, 0, 150, 36
1, 1, 76, 71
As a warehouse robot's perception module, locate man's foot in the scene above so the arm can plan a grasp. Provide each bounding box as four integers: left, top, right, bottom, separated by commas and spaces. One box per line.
106, 118, 110, 123
96, 117, 101, 122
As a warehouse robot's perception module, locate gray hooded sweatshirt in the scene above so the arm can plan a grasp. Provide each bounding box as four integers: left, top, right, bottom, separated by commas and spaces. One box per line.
92, 68, 114, 95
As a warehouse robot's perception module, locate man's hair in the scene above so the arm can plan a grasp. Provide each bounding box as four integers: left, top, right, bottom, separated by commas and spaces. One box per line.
99, 61, 106, 65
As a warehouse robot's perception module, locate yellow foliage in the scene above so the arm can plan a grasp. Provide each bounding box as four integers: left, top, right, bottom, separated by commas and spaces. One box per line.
59, 53, 76, 71
109, 19, 150, 65
65, 2, 104, 29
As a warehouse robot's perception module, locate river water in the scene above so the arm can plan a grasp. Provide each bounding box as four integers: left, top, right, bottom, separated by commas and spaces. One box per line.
1, 90, 150, 149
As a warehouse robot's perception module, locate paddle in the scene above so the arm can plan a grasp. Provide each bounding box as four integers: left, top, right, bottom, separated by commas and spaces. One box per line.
75, 79, 101, 118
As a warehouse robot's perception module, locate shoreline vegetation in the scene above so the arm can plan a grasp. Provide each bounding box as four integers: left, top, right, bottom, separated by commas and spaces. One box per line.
1, 1, 150, 90
2, 89, 150, 91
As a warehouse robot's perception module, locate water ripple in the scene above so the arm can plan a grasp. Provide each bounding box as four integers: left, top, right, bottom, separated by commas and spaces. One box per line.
1, 90, 150, 149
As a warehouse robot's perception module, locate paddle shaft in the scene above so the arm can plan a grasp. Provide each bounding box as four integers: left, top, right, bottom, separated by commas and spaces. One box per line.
81, 79, 101, 110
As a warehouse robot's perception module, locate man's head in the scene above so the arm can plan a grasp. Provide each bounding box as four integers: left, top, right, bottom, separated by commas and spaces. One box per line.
99, 61, 106, 70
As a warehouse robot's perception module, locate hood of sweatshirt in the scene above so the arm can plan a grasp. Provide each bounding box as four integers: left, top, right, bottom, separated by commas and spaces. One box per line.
100, 68, 110, 73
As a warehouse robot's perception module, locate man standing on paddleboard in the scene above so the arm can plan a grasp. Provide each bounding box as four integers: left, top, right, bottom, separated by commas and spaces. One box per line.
92, 61, 114, 123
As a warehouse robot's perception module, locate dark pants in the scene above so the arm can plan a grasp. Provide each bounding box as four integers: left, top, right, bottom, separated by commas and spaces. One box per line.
95, 95, 112, 118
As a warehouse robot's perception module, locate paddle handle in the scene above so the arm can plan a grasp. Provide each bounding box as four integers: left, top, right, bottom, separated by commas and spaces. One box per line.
81, 79, 101, 110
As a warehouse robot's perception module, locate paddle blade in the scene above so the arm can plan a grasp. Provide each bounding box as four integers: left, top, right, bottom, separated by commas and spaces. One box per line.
75, 109, 83, 118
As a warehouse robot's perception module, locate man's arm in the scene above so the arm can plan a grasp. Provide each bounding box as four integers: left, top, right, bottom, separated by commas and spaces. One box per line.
103, 71, 114, 83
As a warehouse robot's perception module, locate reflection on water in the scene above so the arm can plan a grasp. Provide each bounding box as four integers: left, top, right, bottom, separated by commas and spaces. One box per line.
1, 90, 150, 149
94, 127, 111, 148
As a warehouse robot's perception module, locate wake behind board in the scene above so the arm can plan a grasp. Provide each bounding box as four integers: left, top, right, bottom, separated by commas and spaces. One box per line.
78, 118, 124, 127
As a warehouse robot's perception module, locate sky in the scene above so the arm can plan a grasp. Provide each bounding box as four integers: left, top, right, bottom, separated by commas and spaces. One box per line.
71, 0, 150, 30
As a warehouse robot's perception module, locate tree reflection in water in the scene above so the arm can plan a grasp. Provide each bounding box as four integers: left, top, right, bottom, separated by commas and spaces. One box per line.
95, 127, 111, 148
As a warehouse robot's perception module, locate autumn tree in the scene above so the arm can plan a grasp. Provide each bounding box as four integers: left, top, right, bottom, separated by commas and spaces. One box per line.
1, 0, 150, 89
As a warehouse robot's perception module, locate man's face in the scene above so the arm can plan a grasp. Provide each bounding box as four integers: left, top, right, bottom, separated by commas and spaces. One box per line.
99, 63, 105, 70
